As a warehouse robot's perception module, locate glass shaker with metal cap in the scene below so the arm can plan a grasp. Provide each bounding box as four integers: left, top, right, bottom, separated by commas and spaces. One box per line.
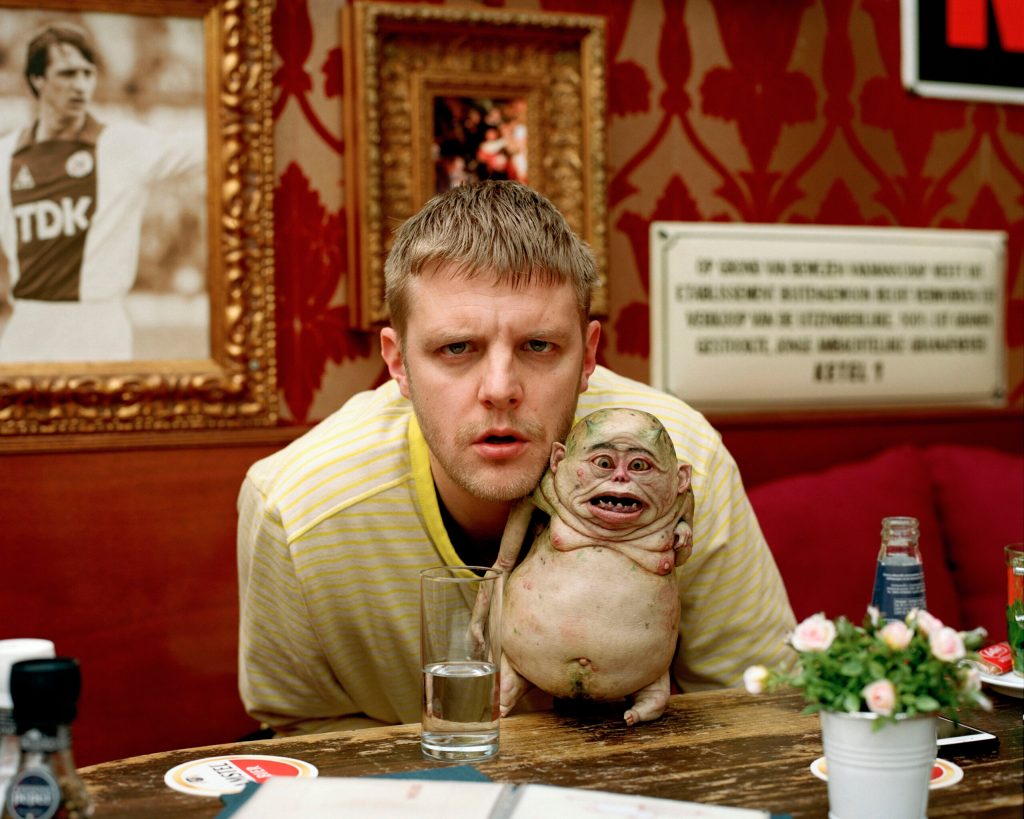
3, 657, 92, 819
0, 640, 56, 810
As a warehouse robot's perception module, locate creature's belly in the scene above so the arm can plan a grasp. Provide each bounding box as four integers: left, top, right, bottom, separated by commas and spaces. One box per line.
503, 545, 680, 701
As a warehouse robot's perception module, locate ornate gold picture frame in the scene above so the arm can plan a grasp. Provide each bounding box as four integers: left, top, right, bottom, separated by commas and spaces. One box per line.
0, 0, 275, 448
342, 1, 608, 330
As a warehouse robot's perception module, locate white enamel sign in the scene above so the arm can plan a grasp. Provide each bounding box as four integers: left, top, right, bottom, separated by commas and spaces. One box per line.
650, 223, 1006, 412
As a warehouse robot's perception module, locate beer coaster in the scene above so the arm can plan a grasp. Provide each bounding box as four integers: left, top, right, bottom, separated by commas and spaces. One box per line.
164, 754, 318, 797
809, 757, 962, 789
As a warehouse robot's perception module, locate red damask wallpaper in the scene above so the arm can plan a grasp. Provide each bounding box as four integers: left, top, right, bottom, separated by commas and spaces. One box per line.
270, 0, 1023, 423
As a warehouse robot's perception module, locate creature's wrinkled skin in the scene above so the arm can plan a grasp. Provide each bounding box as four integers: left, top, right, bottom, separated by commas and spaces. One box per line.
491, 408, 694, 725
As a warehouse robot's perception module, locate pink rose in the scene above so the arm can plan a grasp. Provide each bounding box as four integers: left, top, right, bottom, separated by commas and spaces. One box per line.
929, 627, 966, 662
791, 613, 836, 652
743, 665, 769, 694
879, 621, 913, 650
909, 609, 943, 636
862, 679, 897, 716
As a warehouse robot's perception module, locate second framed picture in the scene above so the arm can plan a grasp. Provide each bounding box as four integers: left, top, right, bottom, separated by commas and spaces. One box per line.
343, 1, 608, 329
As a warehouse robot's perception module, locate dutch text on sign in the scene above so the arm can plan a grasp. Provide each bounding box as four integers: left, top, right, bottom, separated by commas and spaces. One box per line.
650, 224, 1006, 411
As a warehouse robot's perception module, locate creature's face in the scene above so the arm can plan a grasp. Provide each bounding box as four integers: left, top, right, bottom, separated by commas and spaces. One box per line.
551, 409, 689, 532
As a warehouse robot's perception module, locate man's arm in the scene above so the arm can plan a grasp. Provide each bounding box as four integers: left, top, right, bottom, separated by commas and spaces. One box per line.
237, 473, 378, 735
671, 440, 795, 690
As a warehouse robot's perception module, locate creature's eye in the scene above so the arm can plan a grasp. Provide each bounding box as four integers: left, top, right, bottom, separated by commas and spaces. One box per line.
593, 455, 614, 470
629, 458, 652, 471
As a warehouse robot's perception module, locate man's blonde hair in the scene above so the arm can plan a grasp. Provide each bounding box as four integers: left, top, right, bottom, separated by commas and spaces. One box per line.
384, 181, 598, 335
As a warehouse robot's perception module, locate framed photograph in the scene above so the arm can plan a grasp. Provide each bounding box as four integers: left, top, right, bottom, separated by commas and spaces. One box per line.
0, 0, 275, 448
900, 0, 1024, 105
342, 1, 608, 329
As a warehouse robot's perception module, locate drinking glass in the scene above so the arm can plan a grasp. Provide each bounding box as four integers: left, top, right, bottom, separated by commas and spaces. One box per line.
1005, 544, 1024, 676
420, 566, 503, 761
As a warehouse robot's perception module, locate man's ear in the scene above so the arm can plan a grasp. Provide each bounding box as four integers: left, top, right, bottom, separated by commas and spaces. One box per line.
380, 327, 410, 398
550, 442, 567, 473
578, 320, 601, 393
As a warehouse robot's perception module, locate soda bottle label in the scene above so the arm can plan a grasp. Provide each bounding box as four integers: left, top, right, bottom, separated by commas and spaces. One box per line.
871, 561, 926, 620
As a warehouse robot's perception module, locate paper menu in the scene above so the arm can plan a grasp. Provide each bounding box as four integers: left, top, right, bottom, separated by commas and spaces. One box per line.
513, 784, 772, 817
226, 777, 772, 818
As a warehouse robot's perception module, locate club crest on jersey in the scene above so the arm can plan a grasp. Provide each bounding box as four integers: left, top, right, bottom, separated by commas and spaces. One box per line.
65, 150, 94, 178
12, 165, 35, 190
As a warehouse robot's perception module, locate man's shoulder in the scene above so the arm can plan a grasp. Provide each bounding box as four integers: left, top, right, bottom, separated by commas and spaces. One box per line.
246, 380, 413, 506
580, 366, 723, 464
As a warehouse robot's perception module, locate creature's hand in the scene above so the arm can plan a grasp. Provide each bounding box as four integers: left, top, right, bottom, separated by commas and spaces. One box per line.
673, 489, 695, 568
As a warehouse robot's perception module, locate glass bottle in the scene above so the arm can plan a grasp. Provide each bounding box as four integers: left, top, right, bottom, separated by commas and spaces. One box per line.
0, 640, 55, 811
3, 658, 92, 819
870, 516, 927, 622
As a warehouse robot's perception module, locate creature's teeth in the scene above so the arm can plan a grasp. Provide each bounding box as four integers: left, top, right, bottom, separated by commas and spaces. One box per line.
595, 497, 640, 511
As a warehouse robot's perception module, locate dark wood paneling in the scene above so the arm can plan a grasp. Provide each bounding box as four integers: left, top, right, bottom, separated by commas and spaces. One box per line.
1, 440, 287, 766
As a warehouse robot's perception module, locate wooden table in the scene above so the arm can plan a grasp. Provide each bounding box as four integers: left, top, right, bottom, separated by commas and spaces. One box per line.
79, 687, 1022, 818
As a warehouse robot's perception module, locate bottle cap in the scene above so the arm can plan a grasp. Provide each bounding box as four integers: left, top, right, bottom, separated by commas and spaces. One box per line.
10, 657, 81, 729
0, 639, 56, 710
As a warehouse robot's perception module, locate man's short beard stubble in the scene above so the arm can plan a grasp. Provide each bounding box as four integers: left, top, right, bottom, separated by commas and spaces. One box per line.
407, 369, 580, 503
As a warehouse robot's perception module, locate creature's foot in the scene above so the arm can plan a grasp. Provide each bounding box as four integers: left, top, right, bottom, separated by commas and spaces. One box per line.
499, 655, 533, 717
623, 671, 670, 726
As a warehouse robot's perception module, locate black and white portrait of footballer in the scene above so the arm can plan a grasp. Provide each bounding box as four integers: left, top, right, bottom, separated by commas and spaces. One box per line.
0, 8, 208, 364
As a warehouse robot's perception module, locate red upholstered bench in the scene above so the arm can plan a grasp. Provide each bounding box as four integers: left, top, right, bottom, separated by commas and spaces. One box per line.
748, 444, 1024, 641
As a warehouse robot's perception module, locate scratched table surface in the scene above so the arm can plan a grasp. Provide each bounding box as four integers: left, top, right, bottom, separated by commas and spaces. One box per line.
79, 687, 1022, 818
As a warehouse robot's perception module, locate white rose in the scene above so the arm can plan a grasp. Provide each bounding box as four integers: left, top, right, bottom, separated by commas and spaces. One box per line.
929, 627, 966, 662
961, 666, 982, 694
791, 613, 836, 652
879, 621, 913, 650
863, 679, 897, 716
743, 665, 769, 694
909, 608, 943, 636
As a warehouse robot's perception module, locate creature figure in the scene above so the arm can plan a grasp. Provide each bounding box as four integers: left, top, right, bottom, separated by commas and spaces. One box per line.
492, 408, 694, 725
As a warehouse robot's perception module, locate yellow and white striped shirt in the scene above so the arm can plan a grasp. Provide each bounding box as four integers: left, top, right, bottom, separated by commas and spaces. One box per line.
237, 366, 795, 735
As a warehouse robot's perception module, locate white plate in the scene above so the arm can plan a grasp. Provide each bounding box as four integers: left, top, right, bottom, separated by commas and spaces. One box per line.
979, 670, 1024, 698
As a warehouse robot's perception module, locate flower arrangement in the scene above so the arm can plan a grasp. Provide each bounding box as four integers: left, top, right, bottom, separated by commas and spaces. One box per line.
744, 607, 991, 727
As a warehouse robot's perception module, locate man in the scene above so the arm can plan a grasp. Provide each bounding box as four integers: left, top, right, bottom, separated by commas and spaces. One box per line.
0, 23, 204, 363
237, 181, 795, 736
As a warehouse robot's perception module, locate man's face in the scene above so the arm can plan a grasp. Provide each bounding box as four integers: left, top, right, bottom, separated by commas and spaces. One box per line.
381, 265, 600, 512
33, 43, 96, 120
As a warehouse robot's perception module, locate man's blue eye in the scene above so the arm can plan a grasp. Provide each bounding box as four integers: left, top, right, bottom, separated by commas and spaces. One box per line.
527, 340, 551, 352
445, 342, 468, 355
